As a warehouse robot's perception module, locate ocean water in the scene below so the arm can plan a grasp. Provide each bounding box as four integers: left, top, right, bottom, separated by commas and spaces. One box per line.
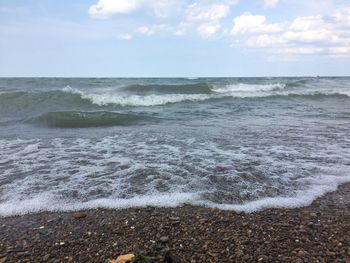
0, 77, 349, 216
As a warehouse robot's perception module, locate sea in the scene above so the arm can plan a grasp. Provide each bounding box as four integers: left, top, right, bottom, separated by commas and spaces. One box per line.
0, 77, 349, 217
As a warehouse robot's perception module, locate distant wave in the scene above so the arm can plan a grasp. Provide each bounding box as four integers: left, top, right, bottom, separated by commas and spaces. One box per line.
212, 83, 286, 93
63, 84, 350, 106
120, 83, 213, 94
28, 111, 150, 128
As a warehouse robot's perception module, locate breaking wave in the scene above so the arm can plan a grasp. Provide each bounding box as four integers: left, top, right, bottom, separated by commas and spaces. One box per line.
0, 83, 349, 112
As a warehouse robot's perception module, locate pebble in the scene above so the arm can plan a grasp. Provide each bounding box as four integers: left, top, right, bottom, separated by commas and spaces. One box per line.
297, 250, 306, 257
164, 252, 183, 263
160, 236, 169, 243
73, 213, 87, 220
309, 213, 317, 219
0, 183, 349, 263
258, 255, 268, 261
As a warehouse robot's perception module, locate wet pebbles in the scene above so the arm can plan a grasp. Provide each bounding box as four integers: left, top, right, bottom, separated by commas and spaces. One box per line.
0, 183, 349, 262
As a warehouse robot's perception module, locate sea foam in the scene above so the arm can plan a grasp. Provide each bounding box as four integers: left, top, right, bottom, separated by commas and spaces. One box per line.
0, 134, 349, 217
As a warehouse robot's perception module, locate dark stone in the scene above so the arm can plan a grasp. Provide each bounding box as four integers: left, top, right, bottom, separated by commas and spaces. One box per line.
163, 251, 183, 263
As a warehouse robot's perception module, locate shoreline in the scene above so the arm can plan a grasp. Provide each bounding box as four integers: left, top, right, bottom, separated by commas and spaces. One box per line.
1, 183, 349, 262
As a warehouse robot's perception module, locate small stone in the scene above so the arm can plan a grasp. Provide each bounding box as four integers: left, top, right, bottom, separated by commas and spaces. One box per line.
169, 216, 180, 221
258, 255, 268, 261
309, 213, 317, 219
164, 251, 183, 263
297, 250, 306, 257
110, 254, 135, 263
43, 254, 50, 261
160, 236, 169, 243
307, 222, 314, 228
59, 242, 65, 246
73, 213, 87, 220
0, 257, 7, 263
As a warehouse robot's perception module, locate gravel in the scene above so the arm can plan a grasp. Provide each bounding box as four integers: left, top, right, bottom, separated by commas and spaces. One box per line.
0, 183, 349, 262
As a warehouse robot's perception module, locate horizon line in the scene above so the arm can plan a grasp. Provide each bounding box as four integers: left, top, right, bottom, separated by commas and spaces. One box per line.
0, 75, 349, 79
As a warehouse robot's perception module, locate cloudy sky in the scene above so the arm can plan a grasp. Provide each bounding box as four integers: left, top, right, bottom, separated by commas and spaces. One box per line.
1, 0, 350, 77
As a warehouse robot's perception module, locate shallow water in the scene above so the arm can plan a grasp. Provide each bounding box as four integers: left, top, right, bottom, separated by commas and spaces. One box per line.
0, 77, 349, 216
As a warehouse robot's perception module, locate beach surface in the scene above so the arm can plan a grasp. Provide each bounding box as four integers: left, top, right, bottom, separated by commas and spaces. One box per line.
0, 183, 349, 263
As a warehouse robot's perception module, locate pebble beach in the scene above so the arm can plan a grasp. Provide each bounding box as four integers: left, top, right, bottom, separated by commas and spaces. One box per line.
0, 183, 349, 263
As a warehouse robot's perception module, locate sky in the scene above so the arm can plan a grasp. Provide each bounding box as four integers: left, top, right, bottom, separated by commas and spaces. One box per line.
0, 0, 350, 77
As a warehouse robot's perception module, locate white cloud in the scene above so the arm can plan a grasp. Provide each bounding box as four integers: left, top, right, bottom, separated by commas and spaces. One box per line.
186, 3, 230, 21
174, 22, 192, 36
89, 0, 142, 18
137, 24, 173, 36
262, 0, 279, 9
282, 30, 333, 43
289, 16, 326, 31
231, 6, 350, 58
274, 47, 325, 55
151, 0, 182, 18
183, 0, 239, 38
247, 34, 285, 47
185, 0, 239, 22
118, 33, 133, 40
88, 0, 238, 38
231, 13, 283, 35
329, 47, 350, 54
88, 0, 181, 19
197, 23, 221, 39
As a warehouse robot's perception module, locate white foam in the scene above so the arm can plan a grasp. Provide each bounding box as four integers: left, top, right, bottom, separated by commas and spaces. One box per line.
1, 175, 349, 217
0, 192, 199, 217
63, 86, 212, 106
197, 175, 350, 212
212, 83, 286, 94
1, 134, 350, 217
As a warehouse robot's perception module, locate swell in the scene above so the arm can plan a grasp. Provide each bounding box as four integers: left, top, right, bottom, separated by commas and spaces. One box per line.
120, 83, 213, 94
0, 85, 349, 111
0, 90, 95, 115
28, 111, 151, 128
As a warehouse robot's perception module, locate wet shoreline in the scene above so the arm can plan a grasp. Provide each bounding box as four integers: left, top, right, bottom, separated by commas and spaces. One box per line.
0, 183, 349, 262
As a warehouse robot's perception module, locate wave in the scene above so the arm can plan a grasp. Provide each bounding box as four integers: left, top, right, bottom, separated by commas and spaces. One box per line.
0, 83, 349, 111
29, 111, 150, 128
212, 83, 286, 93
63, 86, 213, 106
120, 83, 213, 94
63, 84, 350, 106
